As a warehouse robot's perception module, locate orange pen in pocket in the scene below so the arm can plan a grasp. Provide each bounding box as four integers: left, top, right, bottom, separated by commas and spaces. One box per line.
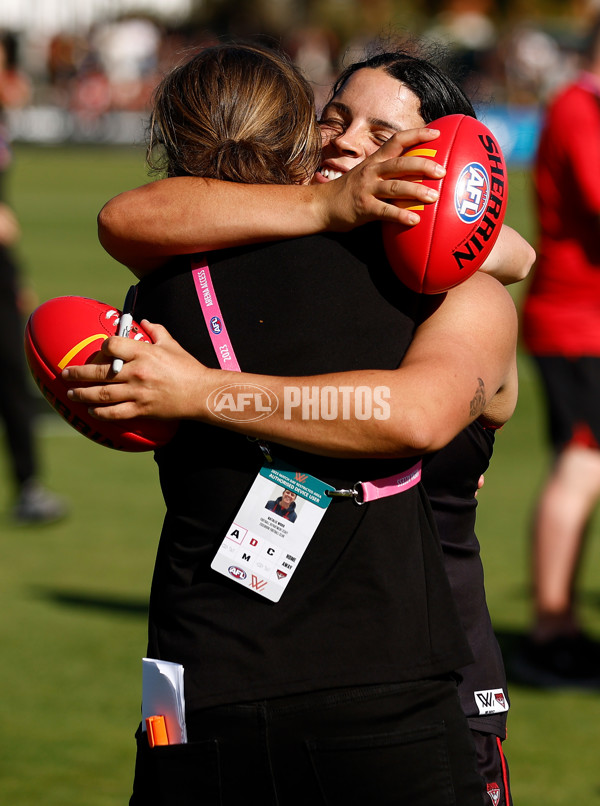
145, 715, 169, 747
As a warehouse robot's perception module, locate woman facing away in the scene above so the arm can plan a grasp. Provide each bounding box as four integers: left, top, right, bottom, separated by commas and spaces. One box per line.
95, 43, 530, 805
66, 43, 521, 805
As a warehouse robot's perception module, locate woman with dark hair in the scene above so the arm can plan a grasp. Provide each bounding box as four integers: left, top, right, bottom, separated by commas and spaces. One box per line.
328, 48, 477, 122
68, 43, 520, 805
98, 45, 530, 284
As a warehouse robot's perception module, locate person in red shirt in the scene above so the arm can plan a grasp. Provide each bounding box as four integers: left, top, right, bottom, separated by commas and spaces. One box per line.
519, 15, 600, 687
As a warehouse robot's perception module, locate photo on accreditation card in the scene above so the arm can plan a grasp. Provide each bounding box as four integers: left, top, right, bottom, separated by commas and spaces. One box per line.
211, 462, 333, 602
264, 485, 301, 523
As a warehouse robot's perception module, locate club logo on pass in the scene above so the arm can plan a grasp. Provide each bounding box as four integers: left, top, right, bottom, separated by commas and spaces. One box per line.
211, 461, 334, 602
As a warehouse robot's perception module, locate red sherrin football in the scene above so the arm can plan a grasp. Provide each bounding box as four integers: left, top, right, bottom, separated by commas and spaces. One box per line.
382, 114, 508, 294
24, 295, 178, 452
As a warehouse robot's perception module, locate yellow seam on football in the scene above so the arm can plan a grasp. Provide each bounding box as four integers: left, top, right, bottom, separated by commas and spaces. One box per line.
58, 334, 108, 369
404, 148, 438, 157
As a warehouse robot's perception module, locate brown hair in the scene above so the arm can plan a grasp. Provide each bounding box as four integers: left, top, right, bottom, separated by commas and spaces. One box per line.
148, 43, 322, 185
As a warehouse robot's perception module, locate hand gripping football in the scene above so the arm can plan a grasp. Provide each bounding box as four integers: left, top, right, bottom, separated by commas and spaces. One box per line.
24, 295, 178, 452
382, 114, 508, 294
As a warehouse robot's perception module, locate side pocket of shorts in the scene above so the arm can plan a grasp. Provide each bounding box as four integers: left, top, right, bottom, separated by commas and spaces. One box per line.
306, 721, 455, 806
130, 726, 222, 806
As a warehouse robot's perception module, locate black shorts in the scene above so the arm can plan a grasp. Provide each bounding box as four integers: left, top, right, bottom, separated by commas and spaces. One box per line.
471, 730, 513, 806
533, 356, 600, 452
130, 678, 483, 806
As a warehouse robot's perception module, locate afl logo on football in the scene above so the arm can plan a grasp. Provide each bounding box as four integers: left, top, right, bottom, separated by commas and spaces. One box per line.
455, 162, 490, 224
210, 316, 222, 334
228, 566, 247, 580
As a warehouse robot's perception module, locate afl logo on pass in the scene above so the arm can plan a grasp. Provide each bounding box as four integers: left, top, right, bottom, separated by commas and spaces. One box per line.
210, 316, 222, 334
455, 162, 490, 224
228, 566, 246, 581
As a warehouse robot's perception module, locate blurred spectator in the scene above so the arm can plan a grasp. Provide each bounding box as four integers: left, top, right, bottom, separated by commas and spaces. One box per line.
47, 32, 80, 90
425, 0, 497, 55
501, 26, 572, 104
91, 16, 162, 111
0, 31, 32, 108
423, 0, 498, 101
69, 54, 111, 124
516, 15, 600, 688
0, 31, 67, 524
283, 27, 340, 111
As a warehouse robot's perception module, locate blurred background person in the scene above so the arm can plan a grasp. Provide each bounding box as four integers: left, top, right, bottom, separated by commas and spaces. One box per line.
0, 31, 67, 523
517, 14, 600, 688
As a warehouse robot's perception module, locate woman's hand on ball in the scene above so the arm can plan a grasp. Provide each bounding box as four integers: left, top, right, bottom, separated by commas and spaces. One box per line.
318, 127, 445, 231
62, 321, 218, 421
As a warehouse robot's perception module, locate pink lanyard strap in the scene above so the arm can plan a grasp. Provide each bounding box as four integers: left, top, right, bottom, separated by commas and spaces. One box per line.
191, 255, 422, 502
358, 461, 422, 504
192, 257, 241, 371
325, 460, 422, 505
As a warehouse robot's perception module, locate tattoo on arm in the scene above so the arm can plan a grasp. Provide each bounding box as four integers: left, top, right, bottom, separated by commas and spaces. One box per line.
469, 378, 487, 417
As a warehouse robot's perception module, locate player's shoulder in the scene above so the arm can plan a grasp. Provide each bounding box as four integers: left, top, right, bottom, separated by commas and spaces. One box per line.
431, 274, 517, 351
446, 271, 516, 317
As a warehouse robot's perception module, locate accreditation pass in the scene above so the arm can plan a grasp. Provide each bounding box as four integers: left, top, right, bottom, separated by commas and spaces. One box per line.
211, 461, 334, 602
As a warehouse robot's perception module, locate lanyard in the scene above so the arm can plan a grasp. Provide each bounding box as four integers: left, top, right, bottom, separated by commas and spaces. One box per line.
190, 255, 422, 503
192, 259, 241, 371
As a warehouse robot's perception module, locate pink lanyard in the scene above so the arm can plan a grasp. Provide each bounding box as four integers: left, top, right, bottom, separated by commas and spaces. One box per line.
191, 256, 422, 504
192, 260, 241, 372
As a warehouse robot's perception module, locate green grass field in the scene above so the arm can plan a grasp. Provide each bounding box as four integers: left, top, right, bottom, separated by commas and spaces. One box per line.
1, 146, 600, 805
